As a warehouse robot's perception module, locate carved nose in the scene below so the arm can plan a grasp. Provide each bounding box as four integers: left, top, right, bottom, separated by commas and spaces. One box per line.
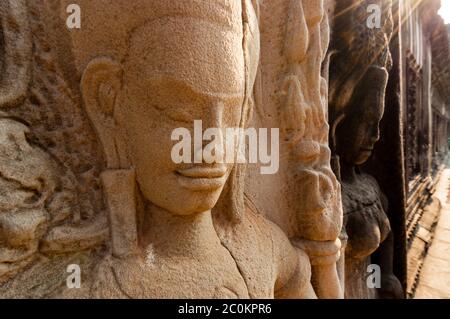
193, 129, 225, 164
193, 102, 226, 164
192, 105, 226, 165
371, 127, 380, 143
202, 100, 225, 127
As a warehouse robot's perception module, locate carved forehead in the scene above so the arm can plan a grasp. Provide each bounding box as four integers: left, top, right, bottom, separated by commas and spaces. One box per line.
124, 17, 245, 95
59, 0, 243, 76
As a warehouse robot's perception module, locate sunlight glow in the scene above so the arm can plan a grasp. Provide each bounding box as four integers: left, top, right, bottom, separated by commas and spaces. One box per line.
438, 0, 450, 24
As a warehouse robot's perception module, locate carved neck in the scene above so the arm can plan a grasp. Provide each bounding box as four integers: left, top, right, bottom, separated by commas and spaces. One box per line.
139, 203, 221, 257
340, 160, 358, 183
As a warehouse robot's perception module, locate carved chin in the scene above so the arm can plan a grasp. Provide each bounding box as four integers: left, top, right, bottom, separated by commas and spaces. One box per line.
355, 150, 373, 165
153, 189, 223, 216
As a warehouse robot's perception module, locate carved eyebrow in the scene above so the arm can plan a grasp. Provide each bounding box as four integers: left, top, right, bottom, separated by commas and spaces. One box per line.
148, 74, 245, 101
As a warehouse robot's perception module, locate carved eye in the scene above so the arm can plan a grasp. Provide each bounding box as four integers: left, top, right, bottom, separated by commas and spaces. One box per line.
164, 107, 197, 123
149, 87, 205, 124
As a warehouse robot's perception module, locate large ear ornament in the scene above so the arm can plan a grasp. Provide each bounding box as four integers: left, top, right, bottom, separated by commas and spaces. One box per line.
81, 57, 129, 169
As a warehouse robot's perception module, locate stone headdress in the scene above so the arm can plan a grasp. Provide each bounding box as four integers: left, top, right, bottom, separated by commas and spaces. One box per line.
329, 0, 394, 150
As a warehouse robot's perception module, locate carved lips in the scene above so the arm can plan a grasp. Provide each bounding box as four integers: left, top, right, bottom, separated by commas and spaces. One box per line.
175, 165, 227, 191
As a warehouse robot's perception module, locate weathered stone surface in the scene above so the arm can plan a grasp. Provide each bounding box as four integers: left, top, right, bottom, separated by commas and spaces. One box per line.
245, 0, 343, 299
0, 0, 448, 299
0, 0, 321, 299
328, 0, 403, 299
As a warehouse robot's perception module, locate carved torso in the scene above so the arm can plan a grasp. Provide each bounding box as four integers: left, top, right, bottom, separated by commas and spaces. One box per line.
342, 173, 391, 259
90, 209, 311, 299
341, 173, 391, 299
0, 0, 333, 299
92, 245, 249, 299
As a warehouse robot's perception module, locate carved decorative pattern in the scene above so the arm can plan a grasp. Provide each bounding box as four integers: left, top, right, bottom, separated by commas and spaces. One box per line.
405, 50, 422, 183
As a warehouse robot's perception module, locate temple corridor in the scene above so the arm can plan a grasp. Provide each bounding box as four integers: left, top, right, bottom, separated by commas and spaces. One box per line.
414, 160, 450, 298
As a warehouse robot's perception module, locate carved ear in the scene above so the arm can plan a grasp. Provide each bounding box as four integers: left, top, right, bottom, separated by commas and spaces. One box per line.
330, 112, 346, 152
81, 58, 127, 168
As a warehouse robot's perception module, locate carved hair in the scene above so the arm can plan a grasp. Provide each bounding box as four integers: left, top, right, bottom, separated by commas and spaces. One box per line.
214, 0, 260, 223
329, 0, 393, 117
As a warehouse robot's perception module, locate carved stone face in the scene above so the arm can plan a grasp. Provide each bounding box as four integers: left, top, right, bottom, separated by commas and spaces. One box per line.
336, 66, 387, 166
337, 106, 382, 165
116, 18, 245, 215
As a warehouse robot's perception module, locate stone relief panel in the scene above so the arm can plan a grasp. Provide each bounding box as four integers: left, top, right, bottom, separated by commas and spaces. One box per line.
0, 0, 333, 298
405, 52, 423, 182
245, 0, 343, 298
0, 0, 108, 298
0, 0, 412, 299
328, 0, 403, 298
71, 0, 319, 299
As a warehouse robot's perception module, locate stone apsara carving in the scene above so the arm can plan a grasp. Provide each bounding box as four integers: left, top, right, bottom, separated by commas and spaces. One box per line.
60, 0, 316, 298
0, 0, 420, 300
328, 0, 403, 299
249, 0, 343, 299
